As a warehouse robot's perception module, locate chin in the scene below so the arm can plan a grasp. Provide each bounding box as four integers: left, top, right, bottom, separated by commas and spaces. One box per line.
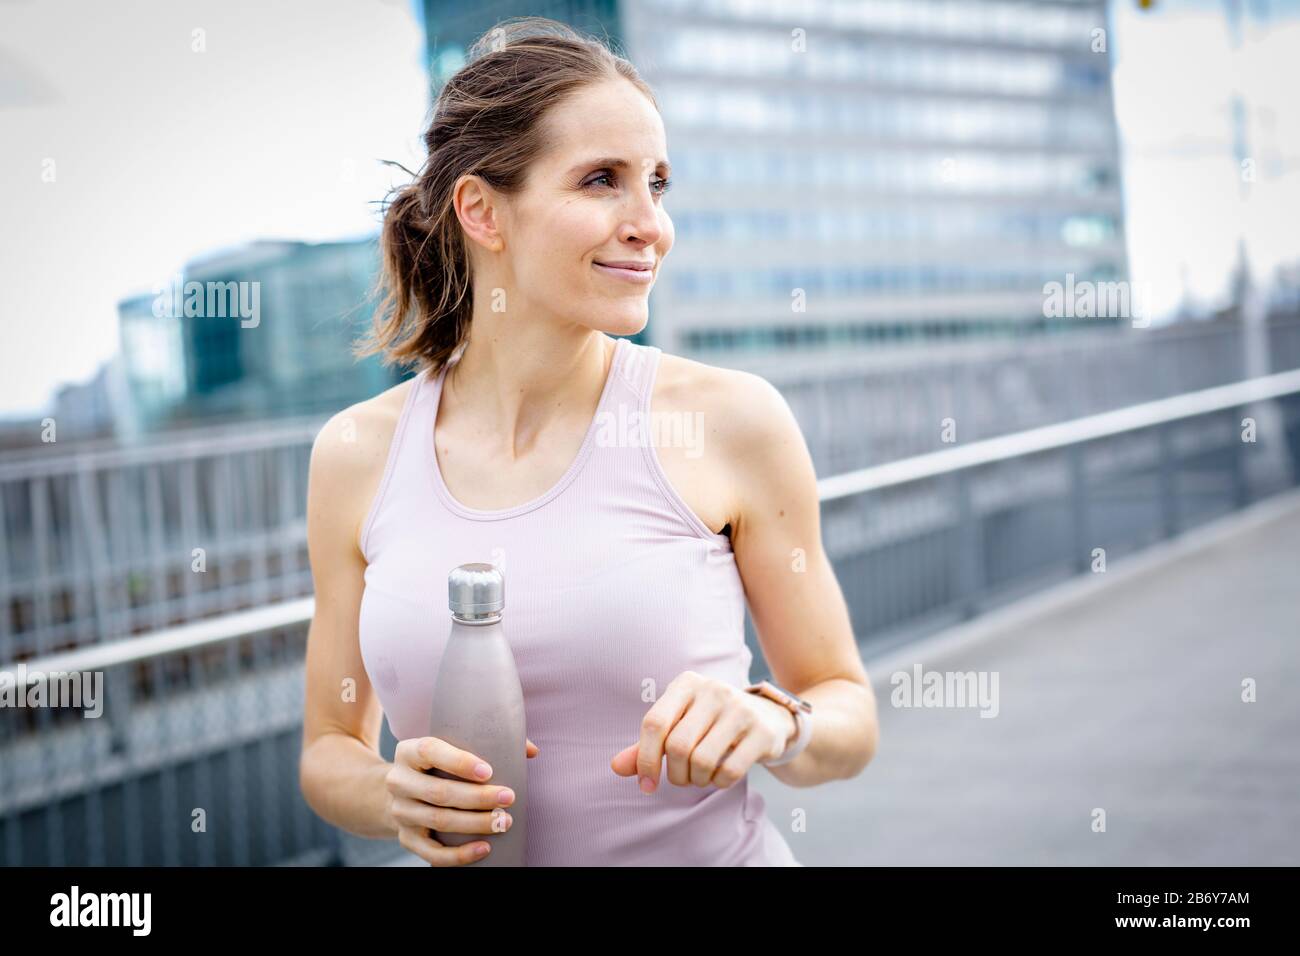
587, 306, 648, 339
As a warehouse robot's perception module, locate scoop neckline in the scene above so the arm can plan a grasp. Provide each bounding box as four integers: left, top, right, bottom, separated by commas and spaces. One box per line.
426, 335, 628, 521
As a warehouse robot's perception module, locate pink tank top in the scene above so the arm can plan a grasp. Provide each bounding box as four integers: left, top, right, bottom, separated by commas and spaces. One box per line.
357, 334, 799, 866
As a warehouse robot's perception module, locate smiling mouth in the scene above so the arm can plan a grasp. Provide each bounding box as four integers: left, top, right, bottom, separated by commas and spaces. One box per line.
592, 261, 655, 283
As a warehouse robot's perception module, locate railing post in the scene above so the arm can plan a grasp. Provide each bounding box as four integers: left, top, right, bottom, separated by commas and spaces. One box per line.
953, 472, 982, 620
1158, 424, 1179, 539
105, 665, 133, 756
1230, 406, 1251, 509
1069, 444, 1091, 573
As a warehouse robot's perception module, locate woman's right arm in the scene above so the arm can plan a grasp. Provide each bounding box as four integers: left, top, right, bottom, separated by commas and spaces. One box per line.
299, 398, 535, 864
298, 405, 401, 839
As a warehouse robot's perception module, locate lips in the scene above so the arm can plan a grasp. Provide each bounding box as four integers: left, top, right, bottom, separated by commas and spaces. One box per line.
593, 260, 653, 271
593, 260, 656, 284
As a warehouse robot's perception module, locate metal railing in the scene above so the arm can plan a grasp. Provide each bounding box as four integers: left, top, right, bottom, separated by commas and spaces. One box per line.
5, 317, 1298, 674
3, 368, 1299, 865
769, 315, 1300, 474
0, 421, 321, 666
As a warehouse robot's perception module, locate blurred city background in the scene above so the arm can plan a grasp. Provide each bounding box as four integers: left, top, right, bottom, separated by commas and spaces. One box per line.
1, 0, 1298, 866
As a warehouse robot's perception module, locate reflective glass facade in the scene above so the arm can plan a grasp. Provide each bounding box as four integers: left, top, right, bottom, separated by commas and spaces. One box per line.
622, 0, 1129, 354
420, 0, 1128, 355
117, 238, 399, 432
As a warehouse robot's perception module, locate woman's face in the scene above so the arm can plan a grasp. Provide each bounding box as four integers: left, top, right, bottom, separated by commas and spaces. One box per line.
481, 78, 674, 338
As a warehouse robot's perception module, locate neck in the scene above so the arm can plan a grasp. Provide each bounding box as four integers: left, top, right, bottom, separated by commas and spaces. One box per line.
444, 314, 616, 461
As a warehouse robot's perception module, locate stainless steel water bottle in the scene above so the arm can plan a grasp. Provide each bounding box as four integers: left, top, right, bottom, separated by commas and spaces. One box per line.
427, 563, 527, 866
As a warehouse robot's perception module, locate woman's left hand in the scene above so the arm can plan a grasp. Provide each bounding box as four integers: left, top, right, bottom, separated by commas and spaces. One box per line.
609, 671, 794, 793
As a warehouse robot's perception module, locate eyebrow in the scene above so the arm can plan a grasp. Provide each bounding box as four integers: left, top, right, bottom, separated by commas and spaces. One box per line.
570, 156, 672, 177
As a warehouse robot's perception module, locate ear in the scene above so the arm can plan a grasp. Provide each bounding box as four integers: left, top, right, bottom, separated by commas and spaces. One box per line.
453, 173, 504, 253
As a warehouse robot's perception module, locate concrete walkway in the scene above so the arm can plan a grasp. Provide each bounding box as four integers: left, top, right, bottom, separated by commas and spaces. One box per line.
750, 489, 1300, 865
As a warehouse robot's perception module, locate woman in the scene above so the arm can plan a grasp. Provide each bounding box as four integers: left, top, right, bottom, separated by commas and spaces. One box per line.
299, 17, 877, 867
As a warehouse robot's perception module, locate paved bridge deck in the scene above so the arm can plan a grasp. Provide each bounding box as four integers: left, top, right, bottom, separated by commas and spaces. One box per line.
752, 489, 1300, 866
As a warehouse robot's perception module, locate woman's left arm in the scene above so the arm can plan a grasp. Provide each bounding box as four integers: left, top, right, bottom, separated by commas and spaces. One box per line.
610, 370, 878, 793
726, 372, 878, 787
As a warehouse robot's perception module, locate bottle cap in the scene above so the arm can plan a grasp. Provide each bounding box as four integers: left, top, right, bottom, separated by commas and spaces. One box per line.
448, 563, 504, 620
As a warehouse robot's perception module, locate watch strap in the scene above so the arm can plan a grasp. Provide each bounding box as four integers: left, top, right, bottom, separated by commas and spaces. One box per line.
745, 681, 813, 767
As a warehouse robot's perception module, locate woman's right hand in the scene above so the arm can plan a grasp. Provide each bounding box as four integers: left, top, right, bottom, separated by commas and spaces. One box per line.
386, 736, 538, 866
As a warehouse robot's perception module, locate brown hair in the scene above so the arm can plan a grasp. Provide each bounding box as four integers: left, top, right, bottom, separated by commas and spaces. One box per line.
353, 16, 658, 377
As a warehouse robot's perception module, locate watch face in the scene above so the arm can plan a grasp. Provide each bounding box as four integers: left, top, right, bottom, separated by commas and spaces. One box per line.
775, 684, 812, 713
757, 681, 811, 713
754, 676, 811, 712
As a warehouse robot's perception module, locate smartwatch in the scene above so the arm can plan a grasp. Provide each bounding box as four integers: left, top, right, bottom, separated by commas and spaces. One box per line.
745, 680, 813, 766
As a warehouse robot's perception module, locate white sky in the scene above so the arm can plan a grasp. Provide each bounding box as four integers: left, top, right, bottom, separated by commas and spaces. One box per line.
1, 0, 1298, 418
1110, 1, 1300, 321
0, 0, 430, 417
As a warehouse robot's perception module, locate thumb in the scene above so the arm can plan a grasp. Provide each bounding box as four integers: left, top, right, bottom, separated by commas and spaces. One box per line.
609, 742, 639, 776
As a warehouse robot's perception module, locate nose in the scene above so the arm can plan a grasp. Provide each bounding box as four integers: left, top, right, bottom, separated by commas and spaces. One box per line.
617, 180, 664, 249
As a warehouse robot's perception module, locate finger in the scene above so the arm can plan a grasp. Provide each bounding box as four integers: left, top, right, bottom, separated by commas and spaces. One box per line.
664, 692, 726, 787
399, 736, 493, 782
688, 709, 751, 787
398, 825, 491, 867
711, 731, 768, 789
636, 684, 694, 788
391, 796, 514, 836
609, 742, 639, 776
526, 738, 539, 758
395, 765, 517, 810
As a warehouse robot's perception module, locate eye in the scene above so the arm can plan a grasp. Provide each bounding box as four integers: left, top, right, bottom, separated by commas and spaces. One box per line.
582, 171, 673, 197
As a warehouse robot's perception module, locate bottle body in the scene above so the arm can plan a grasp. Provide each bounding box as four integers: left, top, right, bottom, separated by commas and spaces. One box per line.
427, 616, 527, 866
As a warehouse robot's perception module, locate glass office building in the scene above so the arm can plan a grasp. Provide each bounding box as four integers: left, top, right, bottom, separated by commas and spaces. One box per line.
422, 0, 1129, 358
116, 237, 400, 434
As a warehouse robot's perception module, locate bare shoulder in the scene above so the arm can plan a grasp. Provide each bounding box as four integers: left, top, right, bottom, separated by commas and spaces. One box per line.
654, 352, 803, 466
651, 351, 810, 537
308, 375, 419, 554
